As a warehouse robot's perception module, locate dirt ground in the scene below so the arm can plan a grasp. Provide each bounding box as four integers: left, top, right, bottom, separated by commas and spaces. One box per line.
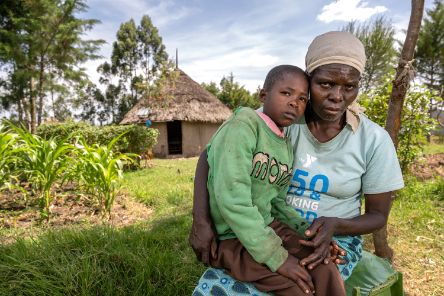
0, 185, 152, 244
410, 153, 444, 180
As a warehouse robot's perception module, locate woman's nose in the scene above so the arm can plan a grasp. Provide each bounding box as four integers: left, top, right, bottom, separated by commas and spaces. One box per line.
329, 86, 343, 102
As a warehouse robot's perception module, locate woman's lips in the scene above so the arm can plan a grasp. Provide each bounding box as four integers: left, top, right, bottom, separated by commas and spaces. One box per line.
324, 106, 342, 114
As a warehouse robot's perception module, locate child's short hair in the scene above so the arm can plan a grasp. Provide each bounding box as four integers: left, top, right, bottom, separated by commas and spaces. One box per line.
263, 65, 308, 91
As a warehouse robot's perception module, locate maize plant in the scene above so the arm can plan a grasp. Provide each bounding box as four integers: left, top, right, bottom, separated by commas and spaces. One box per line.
10, 124, 73, 220
75, 133, 135, 217
0, 124, 19, 190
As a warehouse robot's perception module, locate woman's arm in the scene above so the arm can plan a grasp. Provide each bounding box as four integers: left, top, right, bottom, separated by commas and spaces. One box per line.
188, 149, 217, 265
299, 192, 393, 269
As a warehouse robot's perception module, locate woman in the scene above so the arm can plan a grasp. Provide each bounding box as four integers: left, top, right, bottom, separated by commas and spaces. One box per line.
190, 31, 404, 295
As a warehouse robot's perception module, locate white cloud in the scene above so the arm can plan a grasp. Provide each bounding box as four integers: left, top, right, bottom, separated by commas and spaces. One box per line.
317, 0, 387, 23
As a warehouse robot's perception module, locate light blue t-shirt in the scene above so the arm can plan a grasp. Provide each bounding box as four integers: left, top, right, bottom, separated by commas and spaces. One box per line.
285, 114, 404, 279
285, 114, 404, 222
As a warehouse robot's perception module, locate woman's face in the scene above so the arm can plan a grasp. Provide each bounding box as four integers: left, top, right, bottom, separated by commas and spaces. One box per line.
309, 63, 361, 122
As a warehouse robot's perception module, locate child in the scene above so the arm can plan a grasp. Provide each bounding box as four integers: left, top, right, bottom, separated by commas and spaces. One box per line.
206, 65, 345, 296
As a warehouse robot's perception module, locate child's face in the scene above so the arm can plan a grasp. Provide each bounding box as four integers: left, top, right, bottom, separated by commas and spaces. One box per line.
260, 73, 309, 128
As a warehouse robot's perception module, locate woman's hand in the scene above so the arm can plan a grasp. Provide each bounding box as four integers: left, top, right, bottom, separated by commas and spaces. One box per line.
298, 217, 339, 269
188, 216, 218, 265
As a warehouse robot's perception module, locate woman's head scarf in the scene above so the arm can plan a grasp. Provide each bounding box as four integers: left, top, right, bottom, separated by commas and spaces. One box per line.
305, 31, 366, 75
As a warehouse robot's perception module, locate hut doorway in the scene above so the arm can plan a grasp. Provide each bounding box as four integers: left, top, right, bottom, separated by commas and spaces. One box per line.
167, 121, 182, 155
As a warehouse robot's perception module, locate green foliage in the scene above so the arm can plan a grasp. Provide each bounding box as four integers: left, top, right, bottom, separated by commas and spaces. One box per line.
202, 73, 260, 110
8, 123, 73, 220
415, 0, 444, 97
0, 124, 19, 189
0, 121, 144, 219
342, 16, 397, 92
75, 135, 135, 216
0, 0, 105, 129
93, 14, 171, 124
37, 122, 159, 155
359, 76, 441, 171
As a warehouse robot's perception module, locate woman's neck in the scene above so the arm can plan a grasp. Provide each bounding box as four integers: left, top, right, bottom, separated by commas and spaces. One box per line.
305, 107, 346, 143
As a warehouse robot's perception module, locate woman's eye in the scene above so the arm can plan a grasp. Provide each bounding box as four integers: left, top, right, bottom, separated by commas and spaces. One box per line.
345, 85, 356, 91
320, 82, 331, 88
281, 91, 291, 96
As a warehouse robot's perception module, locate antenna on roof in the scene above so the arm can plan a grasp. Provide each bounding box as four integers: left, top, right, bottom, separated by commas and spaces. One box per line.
175, 48, 178, 69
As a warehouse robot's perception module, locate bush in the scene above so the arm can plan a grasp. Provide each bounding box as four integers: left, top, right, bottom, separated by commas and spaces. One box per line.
359, 75, 441, 171
37, 122, 159, 155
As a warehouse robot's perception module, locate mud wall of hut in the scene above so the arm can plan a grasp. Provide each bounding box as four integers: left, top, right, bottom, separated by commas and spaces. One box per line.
150, 121, 220, 158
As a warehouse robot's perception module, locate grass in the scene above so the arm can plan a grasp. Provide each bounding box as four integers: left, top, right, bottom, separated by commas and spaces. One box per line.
0, 157, 443, 295
423, 135, 444, 155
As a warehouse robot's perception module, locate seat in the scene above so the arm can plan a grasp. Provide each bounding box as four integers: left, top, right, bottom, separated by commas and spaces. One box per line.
192, 251, 404, 296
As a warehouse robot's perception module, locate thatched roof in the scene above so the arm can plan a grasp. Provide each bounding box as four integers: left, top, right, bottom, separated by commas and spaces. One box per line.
120, 69, 232, 124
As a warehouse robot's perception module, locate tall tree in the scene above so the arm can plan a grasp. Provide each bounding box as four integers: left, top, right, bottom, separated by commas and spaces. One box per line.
343, 16, 397, 92
374, 0, 425, 260
104, 15, 170, 121
0, 0, 104, 132
416, 0, 444, 97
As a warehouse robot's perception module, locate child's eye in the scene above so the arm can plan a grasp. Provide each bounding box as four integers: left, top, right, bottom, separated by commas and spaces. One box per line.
299, 97, 308, 103
281, 91, 291, 96
345, 85, 356, 91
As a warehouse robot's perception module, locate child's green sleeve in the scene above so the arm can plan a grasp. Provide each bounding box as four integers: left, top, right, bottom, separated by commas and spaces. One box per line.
271, 187, 309, 238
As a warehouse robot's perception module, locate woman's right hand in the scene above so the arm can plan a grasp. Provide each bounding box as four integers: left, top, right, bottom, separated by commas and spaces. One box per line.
277, 254, 314, 294
188, 215, 217, 265
189, 149, 217, 265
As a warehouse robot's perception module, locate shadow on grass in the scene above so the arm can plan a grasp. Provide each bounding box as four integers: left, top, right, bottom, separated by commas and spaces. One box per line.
0, 214, 206, 296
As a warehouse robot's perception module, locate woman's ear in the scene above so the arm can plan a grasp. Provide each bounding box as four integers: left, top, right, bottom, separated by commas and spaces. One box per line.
259, 89, 267, 103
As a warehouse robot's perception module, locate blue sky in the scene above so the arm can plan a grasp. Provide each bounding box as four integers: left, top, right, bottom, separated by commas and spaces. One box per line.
80, 0, 435, 92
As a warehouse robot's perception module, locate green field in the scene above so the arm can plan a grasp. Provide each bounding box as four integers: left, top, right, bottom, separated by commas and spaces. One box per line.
0, 157, 443, 295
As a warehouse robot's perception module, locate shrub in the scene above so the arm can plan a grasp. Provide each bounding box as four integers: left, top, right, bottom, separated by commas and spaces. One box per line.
359, 76, 441, 171
37, 122, 159, 155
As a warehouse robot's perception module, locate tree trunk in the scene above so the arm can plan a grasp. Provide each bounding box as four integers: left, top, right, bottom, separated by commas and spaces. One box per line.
374, 0, 425, 260
37, 56, 45, 125
29, 77, 37, 134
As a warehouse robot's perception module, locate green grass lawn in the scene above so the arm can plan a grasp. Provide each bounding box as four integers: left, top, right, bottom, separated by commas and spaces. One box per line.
0, 157, 443, 295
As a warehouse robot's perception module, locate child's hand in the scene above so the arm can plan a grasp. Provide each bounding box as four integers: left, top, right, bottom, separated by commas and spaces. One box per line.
276, 254, 314, 294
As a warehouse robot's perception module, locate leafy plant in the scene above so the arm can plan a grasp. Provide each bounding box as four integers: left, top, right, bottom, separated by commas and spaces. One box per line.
75, 133, 136, 217
0, 124, 19, 190
37, 122, 158, 155
9, 124, 73, 220
360, 74, 442, 171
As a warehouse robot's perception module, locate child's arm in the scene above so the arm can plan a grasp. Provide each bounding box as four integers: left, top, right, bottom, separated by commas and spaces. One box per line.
210, 119, 289, 272
271, 187, 309, 237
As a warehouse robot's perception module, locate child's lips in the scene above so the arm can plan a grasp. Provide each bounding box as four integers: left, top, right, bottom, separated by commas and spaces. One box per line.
283, 112, 298, 121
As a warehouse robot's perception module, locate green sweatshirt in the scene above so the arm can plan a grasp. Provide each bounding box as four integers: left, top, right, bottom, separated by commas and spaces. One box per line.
207, 107, 308, 272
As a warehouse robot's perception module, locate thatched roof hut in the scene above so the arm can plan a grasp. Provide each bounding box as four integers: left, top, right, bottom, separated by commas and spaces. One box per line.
120, 69, 232, 158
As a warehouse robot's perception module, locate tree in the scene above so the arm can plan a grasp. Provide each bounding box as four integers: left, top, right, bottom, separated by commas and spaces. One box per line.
108, 15, 170, 120
373, 0, 425, 261
342, 16, 397, 92
0, 0, 104, 132
416, 0, 444, 97
202, 73, 260, 110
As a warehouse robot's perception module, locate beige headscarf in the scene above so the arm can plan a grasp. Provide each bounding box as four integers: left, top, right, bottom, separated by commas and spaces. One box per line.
305, 31, 366, 74
305, 31, 366, 131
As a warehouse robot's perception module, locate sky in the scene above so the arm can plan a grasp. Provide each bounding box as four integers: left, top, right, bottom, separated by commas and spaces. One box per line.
79, 0, 435, 92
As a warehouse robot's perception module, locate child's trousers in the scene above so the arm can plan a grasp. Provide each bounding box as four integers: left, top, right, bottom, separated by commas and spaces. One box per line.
209, 220, 346, 296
